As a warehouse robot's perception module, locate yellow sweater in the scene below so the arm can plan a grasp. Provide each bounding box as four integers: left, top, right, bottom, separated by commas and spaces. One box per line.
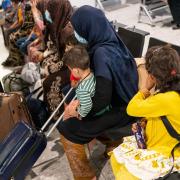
127, 91, 180, 157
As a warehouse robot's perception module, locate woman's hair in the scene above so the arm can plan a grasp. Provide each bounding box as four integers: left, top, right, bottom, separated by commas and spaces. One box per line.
63, 45, 90, 70
145, 45, 180, 93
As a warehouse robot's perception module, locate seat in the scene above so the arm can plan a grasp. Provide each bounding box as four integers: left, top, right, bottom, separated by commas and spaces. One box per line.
148, 37, 180, 55
118, 26, 150, 57
102, 122, 134, 141
138, 0, 169, 26
95, 0, 105, 10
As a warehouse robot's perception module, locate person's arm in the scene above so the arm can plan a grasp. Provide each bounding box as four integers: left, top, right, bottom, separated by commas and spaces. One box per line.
26, 27, 36, 41
77, 90, 93, 118
88, 76, 112, 116
127, 89, 167, 118
31, 0, 45, 31
9, 5, 23, 30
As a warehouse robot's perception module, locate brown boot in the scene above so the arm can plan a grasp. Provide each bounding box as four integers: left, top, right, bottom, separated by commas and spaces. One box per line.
60, 135, 96, 180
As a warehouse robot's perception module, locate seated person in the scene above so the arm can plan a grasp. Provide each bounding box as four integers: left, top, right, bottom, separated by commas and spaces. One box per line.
4, 0, 24, 44
63, 45, 109, 120
110, 45, 180, 180
15, 24, 40, 55
1, 0, 12, 12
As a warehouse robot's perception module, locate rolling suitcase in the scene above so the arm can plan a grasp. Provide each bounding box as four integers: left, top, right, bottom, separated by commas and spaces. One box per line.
0, 92, 32, 141
0, 88, 75, 180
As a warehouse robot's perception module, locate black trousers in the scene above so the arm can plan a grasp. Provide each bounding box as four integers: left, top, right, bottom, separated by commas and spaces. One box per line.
168, 0, 180, 24
57, 106, 136, 144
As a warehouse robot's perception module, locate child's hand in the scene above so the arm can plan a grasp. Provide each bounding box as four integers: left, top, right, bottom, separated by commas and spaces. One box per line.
63, 100, 80, 120
69, 100, 80, 109
132, 123, 138, 134
145, 74, 156, 91
132, 118, 147, 133
140, 118, 147, 129
63, 107, 73, 120
71, 80, 79, 88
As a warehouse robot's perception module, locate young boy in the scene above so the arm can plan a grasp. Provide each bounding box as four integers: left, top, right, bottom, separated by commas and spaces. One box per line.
63, 45, 109, 120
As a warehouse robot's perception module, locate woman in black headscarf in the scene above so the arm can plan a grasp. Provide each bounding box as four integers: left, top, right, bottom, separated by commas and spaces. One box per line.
57, 5, 139, 179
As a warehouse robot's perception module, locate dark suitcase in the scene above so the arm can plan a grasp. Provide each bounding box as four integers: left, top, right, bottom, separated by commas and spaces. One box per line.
0, 122, 47, 180
0, 88, 75, 180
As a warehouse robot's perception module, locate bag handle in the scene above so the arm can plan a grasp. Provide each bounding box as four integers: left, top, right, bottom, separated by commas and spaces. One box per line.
46, 94, 77, 137
160, 116, 180, 179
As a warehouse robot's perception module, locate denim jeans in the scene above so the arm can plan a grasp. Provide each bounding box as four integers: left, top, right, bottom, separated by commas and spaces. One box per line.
16, 34, 37, 55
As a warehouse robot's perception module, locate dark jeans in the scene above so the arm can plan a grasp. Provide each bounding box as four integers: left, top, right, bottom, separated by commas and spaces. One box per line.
16, 34, 37, 55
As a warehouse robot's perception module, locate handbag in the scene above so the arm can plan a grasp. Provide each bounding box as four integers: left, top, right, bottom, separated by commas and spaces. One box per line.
157, 116, 180, 180
2, 72, 30, 96
20, 62, 41, 85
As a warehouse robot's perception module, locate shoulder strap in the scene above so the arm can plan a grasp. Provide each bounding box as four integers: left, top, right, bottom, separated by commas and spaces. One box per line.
161, 116, 180, 141
160, 116, 180, 179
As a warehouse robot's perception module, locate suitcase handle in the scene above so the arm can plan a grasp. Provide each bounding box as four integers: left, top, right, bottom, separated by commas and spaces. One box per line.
41, 72, 90, 136
40, 87, 74, 133
46, 95, 77, 137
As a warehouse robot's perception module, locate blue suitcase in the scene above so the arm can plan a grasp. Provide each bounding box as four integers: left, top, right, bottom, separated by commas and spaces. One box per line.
0, 122, 47, 180
0, 88, 75, 180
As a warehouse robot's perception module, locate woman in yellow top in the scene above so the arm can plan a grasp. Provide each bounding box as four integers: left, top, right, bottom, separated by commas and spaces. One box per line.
110, 45, 180, 180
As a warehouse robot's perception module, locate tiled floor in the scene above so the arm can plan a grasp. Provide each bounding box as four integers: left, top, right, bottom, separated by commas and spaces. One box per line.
0, 1, 180, 179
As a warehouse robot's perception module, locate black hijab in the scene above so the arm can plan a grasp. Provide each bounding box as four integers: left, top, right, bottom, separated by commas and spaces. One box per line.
71, 5, 138, 104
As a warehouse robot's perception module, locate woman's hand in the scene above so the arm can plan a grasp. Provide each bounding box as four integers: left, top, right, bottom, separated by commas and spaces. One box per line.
68, 100, 80, 113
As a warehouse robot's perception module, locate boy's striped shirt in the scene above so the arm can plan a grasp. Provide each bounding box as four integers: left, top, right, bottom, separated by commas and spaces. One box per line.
76, 74, 96, 117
